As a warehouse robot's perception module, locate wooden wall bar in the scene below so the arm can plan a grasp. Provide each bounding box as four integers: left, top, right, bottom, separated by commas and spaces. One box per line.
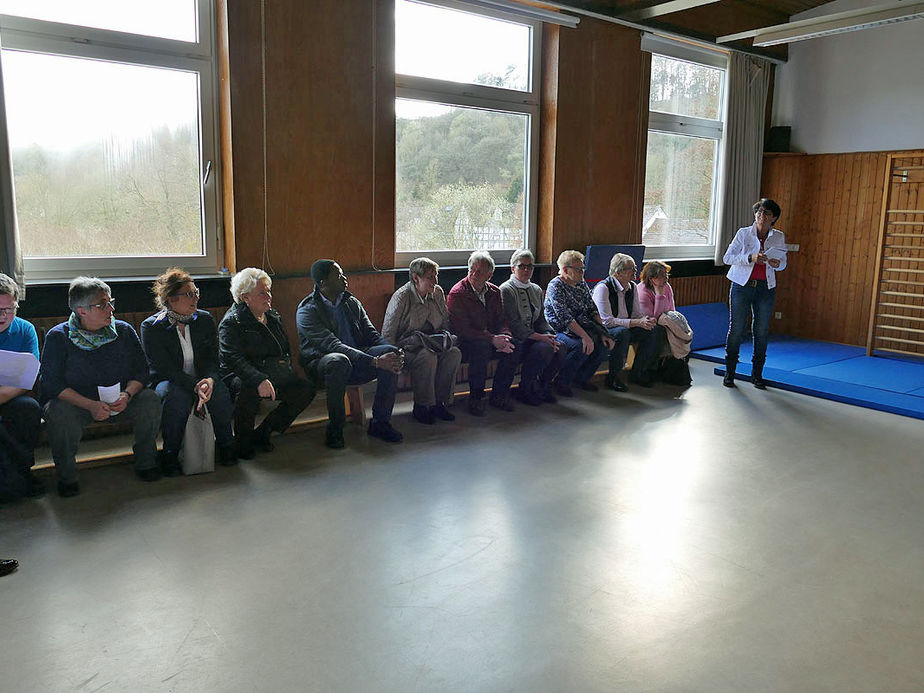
761, 150, 924, 347
671, 274, 727, 307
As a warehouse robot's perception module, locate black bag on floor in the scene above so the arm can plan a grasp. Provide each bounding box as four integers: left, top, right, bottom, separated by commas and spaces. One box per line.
658, 356, 692, 386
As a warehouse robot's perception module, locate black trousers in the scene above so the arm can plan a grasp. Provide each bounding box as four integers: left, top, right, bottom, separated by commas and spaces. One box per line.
229, 376, 316, 441
0, 394, 41, 470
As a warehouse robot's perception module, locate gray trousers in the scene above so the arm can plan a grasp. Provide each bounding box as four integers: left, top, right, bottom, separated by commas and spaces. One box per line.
405, 346, 461, 407
44, 389, 162, 485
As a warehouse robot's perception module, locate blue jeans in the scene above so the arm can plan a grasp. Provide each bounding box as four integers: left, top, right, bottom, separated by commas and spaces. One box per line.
318, 344, 399, 428
726, 281, 776, 368
518, 338, 566, 396
555, 332, 610, 386
155, 379, 235, 453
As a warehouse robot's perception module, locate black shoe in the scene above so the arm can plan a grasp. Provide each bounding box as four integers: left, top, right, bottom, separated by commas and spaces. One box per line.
554, 381, 574, 398
57, 481, 80, 498
236, 435, 256, 460
254, 424, 275, 453
605, 374, 628, 392
218, 443, 239, 466
467, 395, 487, 416
368, 420, 403, 443
539, 385, 558, 404
723, 374, 736, 388
432, 404, 456, 421
0, 559, 18, 577
325, 425, 345, 449
159, 450, 182, 477
576, 380, 599, 392
752, 376, 767, 390
514, 386, 542, 406
489, 395, 515, 412
413, 404, 435, 425
25, 472, 46, 498
137, 467, 163, 482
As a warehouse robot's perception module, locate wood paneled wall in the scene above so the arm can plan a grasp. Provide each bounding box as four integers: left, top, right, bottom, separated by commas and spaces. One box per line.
538, 18, 649, 262
225, 0, 395, 356
671, 274, 727, 306
761, 150, 924, 347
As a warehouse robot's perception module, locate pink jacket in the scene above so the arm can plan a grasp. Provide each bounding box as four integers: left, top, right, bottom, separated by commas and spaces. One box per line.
637, 282, 675, 319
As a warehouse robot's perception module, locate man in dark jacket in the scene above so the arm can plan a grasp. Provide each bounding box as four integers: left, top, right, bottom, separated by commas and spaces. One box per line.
296, 260, 403, 449
446, 251, 520, 416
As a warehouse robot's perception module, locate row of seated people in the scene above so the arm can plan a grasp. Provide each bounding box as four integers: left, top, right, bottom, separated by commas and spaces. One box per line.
0, 249, 685, 500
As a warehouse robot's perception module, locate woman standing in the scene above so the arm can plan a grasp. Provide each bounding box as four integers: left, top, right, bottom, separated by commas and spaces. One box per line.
141, 268, 237, 475
723, 198, 787, 389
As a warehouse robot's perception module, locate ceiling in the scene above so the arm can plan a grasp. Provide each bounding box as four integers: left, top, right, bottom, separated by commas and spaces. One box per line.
555, 0, 838, 60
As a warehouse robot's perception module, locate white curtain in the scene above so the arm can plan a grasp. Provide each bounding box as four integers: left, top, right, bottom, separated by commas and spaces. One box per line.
715, 52, 774, 265
0, 34, 24, 294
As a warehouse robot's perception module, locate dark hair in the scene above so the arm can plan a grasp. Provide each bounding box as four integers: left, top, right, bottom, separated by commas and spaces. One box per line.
152, 267, 194, 309
640, 260, 671, 290
752, 198, 781, 220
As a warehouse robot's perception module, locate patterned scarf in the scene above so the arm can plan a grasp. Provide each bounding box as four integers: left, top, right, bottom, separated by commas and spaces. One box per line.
68, 312, 118, 351
159, 308, 197, 327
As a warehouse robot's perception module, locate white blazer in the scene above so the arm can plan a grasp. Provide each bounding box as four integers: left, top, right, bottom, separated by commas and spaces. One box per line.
723, 223, 787, 289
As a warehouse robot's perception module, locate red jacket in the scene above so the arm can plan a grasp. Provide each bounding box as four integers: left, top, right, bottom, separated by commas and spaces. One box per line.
447, 277, 510, 342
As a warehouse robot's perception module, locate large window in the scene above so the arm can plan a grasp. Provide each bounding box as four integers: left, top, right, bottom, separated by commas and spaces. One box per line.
0, 1, 221, 281
642, 38, 726, 260
395, 0, 540, 265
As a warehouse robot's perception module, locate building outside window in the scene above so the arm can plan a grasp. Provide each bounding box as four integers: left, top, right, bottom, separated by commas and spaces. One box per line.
395, 0, 540, 266
0, 0, 221, 281
642, 37, 727, 260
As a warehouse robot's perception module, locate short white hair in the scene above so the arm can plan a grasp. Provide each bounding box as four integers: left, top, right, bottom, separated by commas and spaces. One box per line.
468, 250, 495, 273
509, 249, 534, 268
230, 267, 271, 304
608, 253, 636, 278
556, 250, 584, 271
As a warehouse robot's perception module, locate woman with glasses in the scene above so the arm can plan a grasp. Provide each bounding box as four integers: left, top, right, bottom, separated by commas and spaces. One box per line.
218, 268, 315, 458
543, 250, 615, 397
40, 277, 162, 497
499, 249, 565, 405
637, 261, 675, 320
723, 199, 787, 390
141, 268, 237, 475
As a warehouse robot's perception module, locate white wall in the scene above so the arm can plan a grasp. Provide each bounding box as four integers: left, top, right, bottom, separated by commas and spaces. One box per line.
772, 0, 924, 154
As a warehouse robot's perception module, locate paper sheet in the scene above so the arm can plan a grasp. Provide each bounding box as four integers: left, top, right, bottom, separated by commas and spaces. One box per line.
765, 247, 786, 263
98, 383, 121, 416
0, 349, 40, 389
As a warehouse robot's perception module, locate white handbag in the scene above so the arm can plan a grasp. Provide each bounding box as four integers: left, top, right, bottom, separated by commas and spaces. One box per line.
180, 406, 216, 475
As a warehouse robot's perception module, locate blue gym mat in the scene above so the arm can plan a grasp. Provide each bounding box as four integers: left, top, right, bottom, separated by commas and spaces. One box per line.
691, 335, 924, 420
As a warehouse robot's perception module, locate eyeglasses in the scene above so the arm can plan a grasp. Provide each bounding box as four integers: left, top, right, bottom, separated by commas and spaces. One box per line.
566, 265, 585, 272
88, 300, 116, 311
755, 209, 775, 217
0, 306, 16, 316
515, 263, 534, 270
172, 289, 200, 300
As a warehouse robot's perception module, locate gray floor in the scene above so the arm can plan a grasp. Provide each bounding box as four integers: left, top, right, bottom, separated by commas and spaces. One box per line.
2, 359, 924, 693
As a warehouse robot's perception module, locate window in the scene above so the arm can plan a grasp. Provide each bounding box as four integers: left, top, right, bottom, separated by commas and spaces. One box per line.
395, 0, 540, 266
641, 38, 726, 260
0, 1, 221, 281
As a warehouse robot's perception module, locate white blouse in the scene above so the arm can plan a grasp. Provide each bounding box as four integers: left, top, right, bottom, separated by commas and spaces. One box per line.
176, 324, 196, 376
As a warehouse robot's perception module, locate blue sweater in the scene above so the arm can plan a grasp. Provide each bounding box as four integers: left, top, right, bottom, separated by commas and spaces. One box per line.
0, 316, 39, 359
39, 320, 148, 405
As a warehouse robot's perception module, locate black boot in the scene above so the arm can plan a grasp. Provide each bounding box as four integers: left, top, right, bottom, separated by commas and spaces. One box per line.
159, 449, 182, 477
253, 421, 275, 453
723, 357, 737, 388
751, 361, 767, 390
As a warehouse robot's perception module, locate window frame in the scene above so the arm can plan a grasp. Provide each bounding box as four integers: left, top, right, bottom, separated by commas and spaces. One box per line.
394, 0, 540, 268
642, 37, 728, 262
0, 2, 222, 282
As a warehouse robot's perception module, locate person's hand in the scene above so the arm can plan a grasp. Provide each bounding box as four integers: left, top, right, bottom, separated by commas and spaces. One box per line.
767, 258, 781, 268
196, 377, 214, 410
534, 333, 558, 349
375, 351, 403, 374
492, 334, 514, 354
603, 336, 615, 350
108, 392, 130, 414
752, 251, 768, 265
89, 400, 111, 421
257, 379, 276, 400
581, 334, 594, 355
641, 316, 656, 330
